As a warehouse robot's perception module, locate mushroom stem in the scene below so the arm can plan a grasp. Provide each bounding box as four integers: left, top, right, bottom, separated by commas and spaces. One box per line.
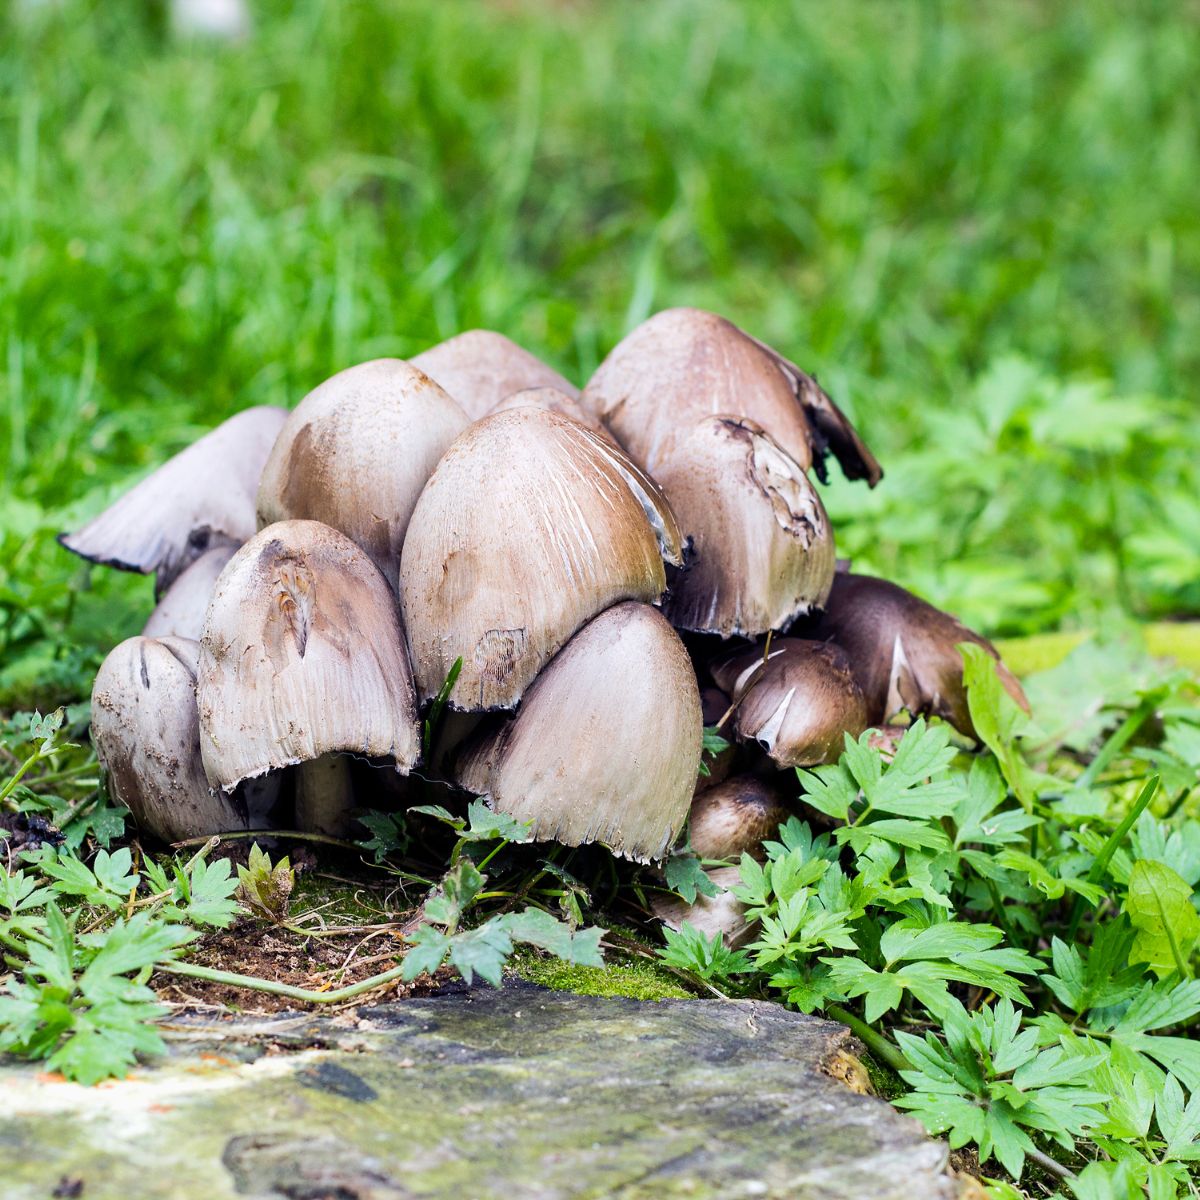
294, 753, 355, 837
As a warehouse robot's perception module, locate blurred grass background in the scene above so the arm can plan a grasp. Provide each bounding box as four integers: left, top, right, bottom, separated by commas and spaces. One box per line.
1, 0, 1198, 707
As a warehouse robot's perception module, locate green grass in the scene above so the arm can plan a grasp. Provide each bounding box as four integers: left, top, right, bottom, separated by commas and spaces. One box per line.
1, 0, 1199, 708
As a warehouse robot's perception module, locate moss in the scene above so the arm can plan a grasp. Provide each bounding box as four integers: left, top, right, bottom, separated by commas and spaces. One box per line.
510, 948, 693, 1001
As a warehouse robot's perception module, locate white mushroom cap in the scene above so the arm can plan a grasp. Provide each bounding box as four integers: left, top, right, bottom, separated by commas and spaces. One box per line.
91, 635, 274, 842
256, 359, 469, 590
197, 520, 420, 791
581, 307, 881, 485
142, 544, 238, 641
487, 386, 618, 444
656, 417, 836, 638
689, 775, 791, 861
653, 866, 753, 948
400, 408, 684, 710
60, 406, 287, 592
456, 602, 702, 862
411, 330, 579, 421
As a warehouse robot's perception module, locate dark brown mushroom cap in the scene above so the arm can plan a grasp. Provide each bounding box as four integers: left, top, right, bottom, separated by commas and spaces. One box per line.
60, 406, 287, 593
411, 330, 579, 421
455, 602, 702, 862
91, 635, 274, 843
142, 544, 237, 641
711, 638, 869, 767
809, 573, 1029, 740
581, 307, 881, 485
256, 359, 470, 590
197, 520, 420, 791
655, 417, 836, 638
400, 407, 684, 710
689, 775, 790, 861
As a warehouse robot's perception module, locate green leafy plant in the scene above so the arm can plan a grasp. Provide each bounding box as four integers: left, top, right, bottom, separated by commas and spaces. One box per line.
234, 843, 295, 925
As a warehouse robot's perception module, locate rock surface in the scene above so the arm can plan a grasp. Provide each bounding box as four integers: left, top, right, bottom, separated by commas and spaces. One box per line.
2, 983, 962, 1199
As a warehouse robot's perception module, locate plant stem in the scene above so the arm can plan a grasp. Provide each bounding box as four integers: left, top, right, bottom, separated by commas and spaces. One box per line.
0, 749, 45, 806
1075, 698, 1157, 792
1026, 1145, 1073, 1182
171, 829, 366, 852
826, 1004, 908, 1074
157, 958, 410, 1003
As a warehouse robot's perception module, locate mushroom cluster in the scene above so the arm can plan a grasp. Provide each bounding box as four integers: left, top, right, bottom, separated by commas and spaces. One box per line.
69, 308, 1027, 888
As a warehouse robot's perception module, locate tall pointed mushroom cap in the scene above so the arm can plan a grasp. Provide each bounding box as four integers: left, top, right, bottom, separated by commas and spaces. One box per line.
197, 520, 420, 791
256, 359, 469, 589
582, 307, 881, 485
809, 573, 1029, 740
487, 386, 617, 443
411, 330, 579, 421
400, 408, 684, 710
142, 544, 237, 641
711, 638, 868, 767
60, 406, 287, 592
456, 602, 702, 862
656, 417, 836, 637
91, 635, 274, 842
689, 775, 790, 861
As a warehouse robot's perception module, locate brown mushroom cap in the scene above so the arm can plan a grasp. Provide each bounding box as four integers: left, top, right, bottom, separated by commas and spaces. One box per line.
582, 307, 881, 485
689, 775, 790, 861
256, 359, 469, 590
809, 573, 1029, 740
711, 638, 869, 767
456, 602, 702, 862
656, 417, 836, 638
487, 386, 618, 444
197, 520, 420, 791
141, 544, 238, 641
411, 330, 579, 421
60, 406, 287, 593
400, 408, 684, 710
91, 635, 275, 842
653, 865, 752, 947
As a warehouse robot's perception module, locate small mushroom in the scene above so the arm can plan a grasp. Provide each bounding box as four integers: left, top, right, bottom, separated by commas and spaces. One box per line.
711, 638, 869, 767
400, 408, 684, 710
582, 307, 881, 485
141, 544, 238, 641
689, 775, 790, 861
197, 520, 420, 835
808, 572, 1029, 740
487, 386, 618, 443
653, 866, 752, 947
91, 635, 276, 842
456, 602, 702, 862
411, 330, 579, 421
256, 359, 470, 589
60, 406, 287, 593
656, 417, 836, 637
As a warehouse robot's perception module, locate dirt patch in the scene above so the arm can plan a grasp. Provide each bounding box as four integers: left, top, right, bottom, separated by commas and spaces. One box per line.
150, 916, 454, 1013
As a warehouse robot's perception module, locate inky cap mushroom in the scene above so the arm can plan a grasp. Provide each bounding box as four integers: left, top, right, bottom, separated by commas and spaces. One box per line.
60, 406, 287, 592
197, 520, 420, 832
411, 330, 579, 421
711, 638, 869, 767
400, 408, 684, 710
656, 417, 836, 637
653, 866, 752, 947
91, 635, 276, 843
689, 775, 790, 861
456, 602, 702, 862
256, 359, 469, 590
582, 307, 881, 485
487, 386, 617, 443
809, 573, 1029, 740
142, 544, 237, 641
